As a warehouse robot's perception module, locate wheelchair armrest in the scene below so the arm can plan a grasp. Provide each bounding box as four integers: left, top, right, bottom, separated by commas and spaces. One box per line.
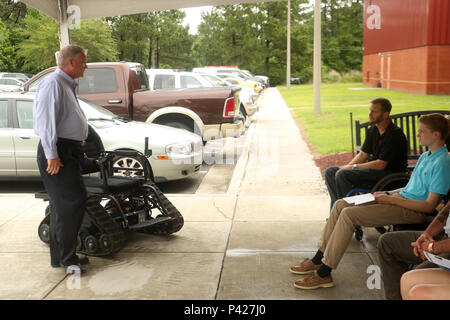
35, 191, 49, 201
346, 188, 371, 197
82, 158, 100, 174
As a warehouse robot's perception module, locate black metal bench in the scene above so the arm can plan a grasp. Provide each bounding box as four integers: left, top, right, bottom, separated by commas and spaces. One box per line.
355, 110, 450, 162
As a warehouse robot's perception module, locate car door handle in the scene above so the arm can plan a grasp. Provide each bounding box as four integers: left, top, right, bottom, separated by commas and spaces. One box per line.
20, 136, 31, 139
108, 99, 122, 104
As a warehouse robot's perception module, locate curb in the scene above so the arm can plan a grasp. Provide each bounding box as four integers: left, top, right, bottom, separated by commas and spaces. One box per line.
226, 115, 258, 196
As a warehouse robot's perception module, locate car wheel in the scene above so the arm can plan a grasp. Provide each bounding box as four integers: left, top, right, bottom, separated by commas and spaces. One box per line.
38, 218, 50, 244
112, 155, 148, 179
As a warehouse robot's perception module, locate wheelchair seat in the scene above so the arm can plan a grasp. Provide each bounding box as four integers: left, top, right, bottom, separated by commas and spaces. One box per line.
83, 176, 142, 194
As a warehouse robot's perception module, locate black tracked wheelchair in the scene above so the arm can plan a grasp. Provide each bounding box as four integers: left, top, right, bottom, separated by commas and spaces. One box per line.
35, 127, 184, 256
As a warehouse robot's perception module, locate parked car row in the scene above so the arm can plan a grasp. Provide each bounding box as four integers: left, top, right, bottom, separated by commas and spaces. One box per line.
0, 62, 262, 184
193, 66, 269, 88
21, 62, 244, 142
191, 66, 268, 120
0, 92, 202, 182
146, 69, 259, 120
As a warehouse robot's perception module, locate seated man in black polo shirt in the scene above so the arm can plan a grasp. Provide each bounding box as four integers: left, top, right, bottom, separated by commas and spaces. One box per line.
325, 98, 408, 206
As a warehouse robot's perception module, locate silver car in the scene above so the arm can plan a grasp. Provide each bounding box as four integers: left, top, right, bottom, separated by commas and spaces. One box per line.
0, 78, 25, 92
0, 72, 29, 83
0, 92, 203, 182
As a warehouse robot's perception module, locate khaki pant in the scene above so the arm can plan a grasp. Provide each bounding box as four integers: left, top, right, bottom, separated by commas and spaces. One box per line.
318, 192, 426, 269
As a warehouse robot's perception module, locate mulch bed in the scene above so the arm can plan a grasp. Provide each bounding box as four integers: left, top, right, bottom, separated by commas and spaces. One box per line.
313, 152, 354, 179
289, 109, 354, 179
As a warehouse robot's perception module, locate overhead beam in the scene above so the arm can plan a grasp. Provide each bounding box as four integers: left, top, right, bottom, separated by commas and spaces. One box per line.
21, 0, 281, 20
58, 0, 70, 48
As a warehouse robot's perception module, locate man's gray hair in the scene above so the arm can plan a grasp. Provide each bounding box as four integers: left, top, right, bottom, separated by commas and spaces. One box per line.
56, 45, 85, 67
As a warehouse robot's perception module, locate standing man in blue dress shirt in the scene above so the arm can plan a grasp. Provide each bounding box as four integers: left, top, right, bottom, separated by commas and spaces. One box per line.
33, 45, 89, 274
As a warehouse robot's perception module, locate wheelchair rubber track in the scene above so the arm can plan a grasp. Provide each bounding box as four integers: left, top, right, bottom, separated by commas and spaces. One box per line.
143, 183, 184, 235
78, 196, 126, 256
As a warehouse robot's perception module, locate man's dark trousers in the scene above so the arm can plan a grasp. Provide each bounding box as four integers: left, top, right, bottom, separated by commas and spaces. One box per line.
377, 231, 450, 300
325, 166, 392, 205
37, 140, 87, 266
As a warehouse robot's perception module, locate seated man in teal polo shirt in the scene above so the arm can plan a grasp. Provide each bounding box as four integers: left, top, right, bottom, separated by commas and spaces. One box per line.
290, 113, 450, 290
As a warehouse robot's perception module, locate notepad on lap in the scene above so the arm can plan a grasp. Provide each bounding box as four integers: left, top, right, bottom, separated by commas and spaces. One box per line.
424, 252, 450, 271
343, 193, 375, 205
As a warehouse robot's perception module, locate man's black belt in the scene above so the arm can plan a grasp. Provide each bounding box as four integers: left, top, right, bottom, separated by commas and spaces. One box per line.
57, 137, 86, 147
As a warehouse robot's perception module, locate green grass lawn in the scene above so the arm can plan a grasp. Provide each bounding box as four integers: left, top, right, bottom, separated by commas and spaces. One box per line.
278, 83, 450, 155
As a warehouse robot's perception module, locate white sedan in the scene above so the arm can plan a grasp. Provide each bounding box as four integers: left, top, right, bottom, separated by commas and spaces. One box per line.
0, 78, 25, 92
0, 92, 203, 182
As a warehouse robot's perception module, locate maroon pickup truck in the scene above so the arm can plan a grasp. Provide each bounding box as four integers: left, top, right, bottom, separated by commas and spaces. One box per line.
22, 62, 243, 141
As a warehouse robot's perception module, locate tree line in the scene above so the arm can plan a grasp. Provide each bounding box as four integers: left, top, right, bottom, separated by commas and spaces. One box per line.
0, 0, 363, 85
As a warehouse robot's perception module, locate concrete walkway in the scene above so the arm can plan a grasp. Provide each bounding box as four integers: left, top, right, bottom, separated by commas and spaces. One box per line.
0, 88, 385, 300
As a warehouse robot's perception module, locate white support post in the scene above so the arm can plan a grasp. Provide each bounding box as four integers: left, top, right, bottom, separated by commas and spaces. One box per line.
313, 0, 321, 114
58, 0, 70, 49
286, 0, 291, 89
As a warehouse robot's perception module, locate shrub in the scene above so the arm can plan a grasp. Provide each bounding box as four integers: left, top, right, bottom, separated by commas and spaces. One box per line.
322, 69, 362, 83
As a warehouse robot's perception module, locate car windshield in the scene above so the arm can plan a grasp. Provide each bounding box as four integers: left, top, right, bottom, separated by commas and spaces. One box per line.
129, 65, 150, 90
79, 99, 131, 128
225, 70, 249, 79
200, 74, 228, 87
224, 75, 245, 82
78, 98, 117, 120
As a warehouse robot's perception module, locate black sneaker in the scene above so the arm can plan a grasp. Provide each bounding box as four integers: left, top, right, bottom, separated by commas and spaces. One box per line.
77, 255, 89, 265
375, 226, 387, 234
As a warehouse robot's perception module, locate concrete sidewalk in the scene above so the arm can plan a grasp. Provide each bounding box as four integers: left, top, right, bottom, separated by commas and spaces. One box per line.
0, 88, 385, 300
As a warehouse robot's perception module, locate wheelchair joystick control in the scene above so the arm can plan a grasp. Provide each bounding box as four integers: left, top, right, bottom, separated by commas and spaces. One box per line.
144, 137, 152, 157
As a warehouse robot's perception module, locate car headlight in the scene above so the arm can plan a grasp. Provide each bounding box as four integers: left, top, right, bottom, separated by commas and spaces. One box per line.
166, 142, 192, 155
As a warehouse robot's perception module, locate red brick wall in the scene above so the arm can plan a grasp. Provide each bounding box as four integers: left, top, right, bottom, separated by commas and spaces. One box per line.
362, 45, 450, 95
363, 0, 450, 54
427, 45, 450, 94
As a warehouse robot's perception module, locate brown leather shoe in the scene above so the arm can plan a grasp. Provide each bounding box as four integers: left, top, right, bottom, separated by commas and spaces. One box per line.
289, 258, 321, 275
294, 271, 334, 290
